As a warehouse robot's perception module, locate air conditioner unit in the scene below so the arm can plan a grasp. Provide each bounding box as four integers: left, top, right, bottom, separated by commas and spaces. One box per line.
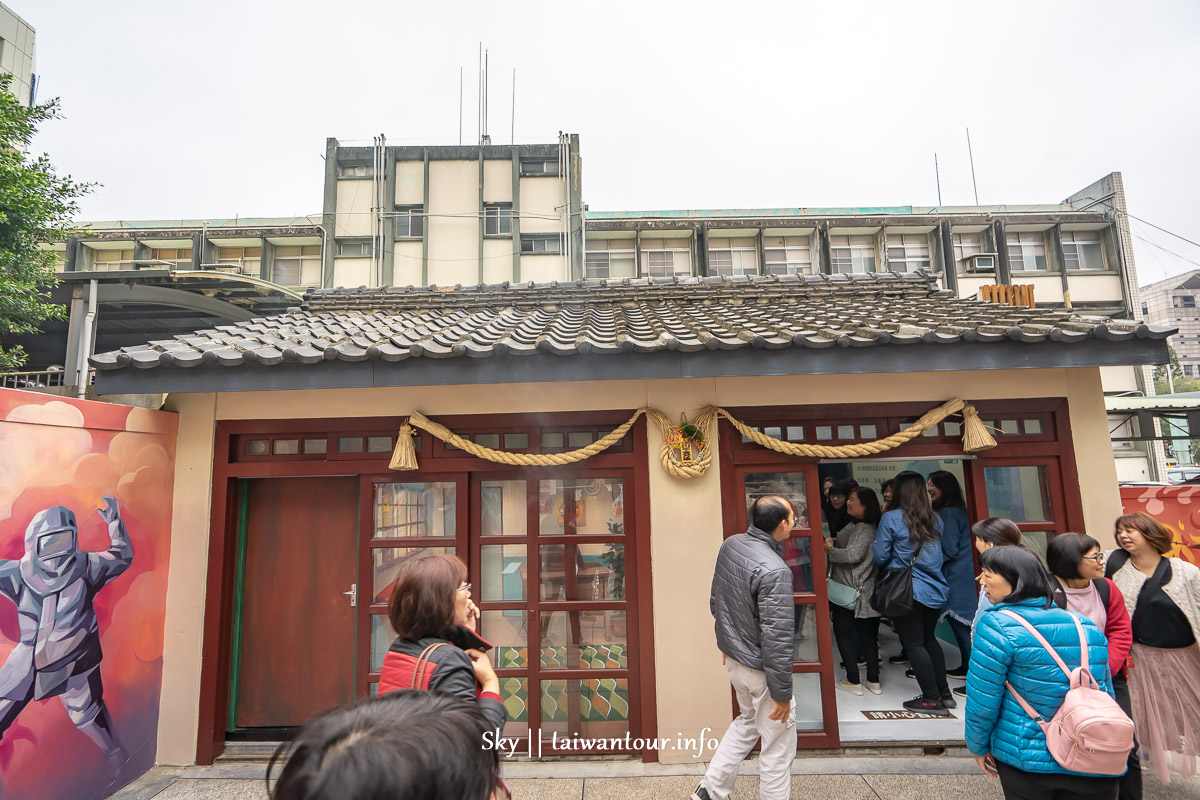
965, 253, 998, 273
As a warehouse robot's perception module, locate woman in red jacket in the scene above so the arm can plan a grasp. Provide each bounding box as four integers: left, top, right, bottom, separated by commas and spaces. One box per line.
1047, 532, 1138, 800
378, 554, 506, 732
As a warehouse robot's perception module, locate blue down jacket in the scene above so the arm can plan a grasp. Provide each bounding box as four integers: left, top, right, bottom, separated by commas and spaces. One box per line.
965, 598, 1116, 776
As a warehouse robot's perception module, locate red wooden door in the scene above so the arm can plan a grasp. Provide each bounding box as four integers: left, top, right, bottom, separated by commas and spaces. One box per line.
236, 476, 359, 727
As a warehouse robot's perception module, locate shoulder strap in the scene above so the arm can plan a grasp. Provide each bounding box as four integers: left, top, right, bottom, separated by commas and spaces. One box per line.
1094, 577, 1111, 606
411, 642, 447, 689
1050, 577, 1067, 610
1105, 549, 1130, 578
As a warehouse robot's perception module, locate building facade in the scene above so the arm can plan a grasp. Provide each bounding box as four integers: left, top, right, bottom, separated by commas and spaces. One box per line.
0, 1, 34, 106
1141, 269, 1200, 377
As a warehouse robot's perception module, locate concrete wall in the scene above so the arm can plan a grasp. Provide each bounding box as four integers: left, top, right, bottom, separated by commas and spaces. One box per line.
334, 180, 372, 238
154, 366, 1121, 764
519, 179, 562, 234
332, 258, 370, 288
484, 160, 513, 203
427, 160, 479, 286
395, 161, 424, 205
393, 241, 423, 287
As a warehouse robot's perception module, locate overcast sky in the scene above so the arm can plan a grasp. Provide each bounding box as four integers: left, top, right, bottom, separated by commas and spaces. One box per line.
23, 0, 1200, 286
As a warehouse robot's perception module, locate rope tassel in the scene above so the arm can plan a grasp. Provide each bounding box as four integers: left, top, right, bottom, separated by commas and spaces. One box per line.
961, 404, 998, 454
388, 422, 420, 471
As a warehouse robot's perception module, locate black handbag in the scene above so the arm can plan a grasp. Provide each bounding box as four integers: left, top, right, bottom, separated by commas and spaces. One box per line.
870, 540, 924, 617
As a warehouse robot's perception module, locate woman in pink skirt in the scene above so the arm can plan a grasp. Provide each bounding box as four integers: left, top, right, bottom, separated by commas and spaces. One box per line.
1107, 512, 1200, 784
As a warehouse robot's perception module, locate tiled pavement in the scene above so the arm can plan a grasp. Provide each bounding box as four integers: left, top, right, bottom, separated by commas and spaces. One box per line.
111, 756, 1200, 799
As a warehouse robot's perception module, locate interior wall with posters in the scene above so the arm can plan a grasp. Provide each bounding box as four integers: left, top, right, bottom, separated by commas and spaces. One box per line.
0, 389, 176, 800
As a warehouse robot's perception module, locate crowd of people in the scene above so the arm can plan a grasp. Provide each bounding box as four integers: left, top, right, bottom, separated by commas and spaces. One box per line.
816, 469, 1200, 800
258, 471, 1200, 800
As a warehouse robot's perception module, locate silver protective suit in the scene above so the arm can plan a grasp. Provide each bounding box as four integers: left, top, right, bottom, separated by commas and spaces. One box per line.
0, 495, 132, 766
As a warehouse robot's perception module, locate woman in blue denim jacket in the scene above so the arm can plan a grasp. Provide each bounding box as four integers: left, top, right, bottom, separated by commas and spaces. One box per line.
873, 471, 951, 715
966, 546, 1118, 800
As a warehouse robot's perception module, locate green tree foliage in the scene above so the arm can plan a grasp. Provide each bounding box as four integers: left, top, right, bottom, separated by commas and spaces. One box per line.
1154, 343, 1200, 394
0, 74, 93, 370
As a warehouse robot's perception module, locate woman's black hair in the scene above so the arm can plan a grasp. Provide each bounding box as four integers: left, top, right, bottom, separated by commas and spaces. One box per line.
848, 486, 882, 526
1045, 532, 1102, 581
894, 471, 940, 547
971, 517, 1022, 548
927, 470, 966, 512
979, 545, 1054, 607
268, 690, 500, 800
828, 478, 859, 499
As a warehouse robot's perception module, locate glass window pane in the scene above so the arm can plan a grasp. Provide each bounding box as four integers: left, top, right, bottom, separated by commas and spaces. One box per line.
374, 482, 456, 538
505, 433, 530, 449
944, 421, 961, 437
781, 538, 814, 593
481, 480, 527, 537
543, 611, 628, 666
366, 436, 392, 452
481, 544, 528, 602
498, 677, 529, 739
816, 426, 833, 441
370, 614, 396, 672
475, 433, 501, 449
743, 473, 809, 530
860, 424, 877, 439
567, 431, 594, 448
1023, 531, 1051, 565
273, 439, 298, 455
481, 609, 529, 698
538, 479, 625, 536
1023, 418, 1044, 435
786, 426, 805, 441
371, 546, 455, 603
1000, 419, 1020, 435
541, 432, 564, 449
338, 437, 364, 453
244, 439, 269, 456
837, 425, 855, 440
792, 602, 818, 662
539, 544, 624, 601
791, 673, 824, 731
302, 438, 327, 454
541, 678, 629, 741
984, 466, 1050, 522
764, 426, 782, 440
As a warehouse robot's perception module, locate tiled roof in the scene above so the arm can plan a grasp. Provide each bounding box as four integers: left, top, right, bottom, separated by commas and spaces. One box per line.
89, 272, 1174, 372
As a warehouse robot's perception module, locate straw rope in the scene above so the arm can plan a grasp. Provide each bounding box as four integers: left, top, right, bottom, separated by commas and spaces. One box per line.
389, 397, 994, 474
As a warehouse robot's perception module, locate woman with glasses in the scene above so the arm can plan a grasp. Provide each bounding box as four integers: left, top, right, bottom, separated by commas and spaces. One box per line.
378, 554, 506, 732
270, 690, 511, 800
1107, 512, 1200, 786
1047, 532, 1138, 799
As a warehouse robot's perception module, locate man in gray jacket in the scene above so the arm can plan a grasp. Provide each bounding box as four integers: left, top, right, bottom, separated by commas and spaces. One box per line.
693, 496, 797, 800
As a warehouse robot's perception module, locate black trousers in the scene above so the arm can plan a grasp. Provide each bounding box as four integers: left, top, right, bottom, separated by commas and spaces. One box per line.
995, 760, 1118, 800
830, 605, 880, 684
1112, 674, 1143, 800
892, 602, 947, 699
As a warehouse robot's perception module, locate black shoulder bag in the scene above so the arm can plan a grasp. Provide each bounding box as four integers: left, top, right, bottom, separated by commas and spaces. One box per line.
870, 538, 925, 618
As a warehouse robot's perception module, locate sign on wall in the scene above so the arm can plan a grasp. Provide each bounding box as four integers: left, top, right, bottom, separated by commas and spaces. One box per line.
0, 390, 176, 800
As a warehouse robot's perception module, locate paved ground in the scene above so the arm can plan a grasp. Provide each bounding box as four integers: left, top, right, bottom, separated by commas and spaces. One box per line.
110, 756, 1200, 799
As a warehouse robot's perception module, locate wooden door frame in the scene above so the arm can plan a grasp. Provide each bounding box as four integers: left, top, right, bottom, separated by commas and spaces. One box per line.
196, 413, 657, 765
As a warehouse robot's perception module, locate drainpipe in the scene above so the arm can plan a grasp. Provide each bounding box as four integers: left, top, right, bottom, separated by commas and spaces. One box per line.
77, 279, 98, 399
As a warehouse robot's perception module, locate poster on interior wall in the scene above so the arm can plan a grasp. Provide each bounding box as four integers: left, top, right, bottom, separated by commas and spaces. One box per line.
0, 389, 176, 800
1120, 485, 1200, 565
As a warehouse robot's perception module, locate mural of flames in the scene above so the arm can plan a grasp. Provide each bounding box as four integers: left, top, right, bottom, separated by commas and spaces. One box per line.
1121, 485, 1200, 566
0, 393, 176, 800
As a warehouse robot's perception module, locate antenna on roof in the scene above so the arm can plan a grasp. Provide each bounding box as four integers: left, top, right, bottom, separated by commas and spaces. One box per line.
459, 67, 463, 146
966, 128, 980, 205
934, 153, 942, 206
511, 67, 516, 145
479, 46, 491, 146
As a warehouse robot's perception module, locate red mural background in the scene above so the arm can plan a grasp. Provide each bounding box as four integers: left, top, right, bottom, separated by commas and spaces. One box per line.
1120, 485, 1200, 565
0, 389, 176, 800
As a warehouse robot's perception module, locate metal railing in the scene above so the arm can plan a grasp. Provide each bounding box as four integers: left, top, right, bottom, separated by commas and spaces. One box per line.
0, 369, 93, 391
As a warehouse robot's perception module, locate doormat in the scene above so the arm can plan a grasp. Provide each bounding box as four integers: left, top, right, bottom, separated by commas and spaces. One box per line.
860, 710, 957, 721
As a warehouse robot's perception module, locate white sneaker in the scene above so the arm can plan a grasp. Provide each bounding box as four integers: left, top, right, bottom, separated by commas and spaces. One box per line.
835, 680, 863, 696
864, 680, 882, 695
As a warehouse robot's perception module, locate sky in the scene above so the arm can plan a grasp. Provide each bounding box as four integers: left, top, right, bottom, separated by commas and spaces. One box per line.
21, 0, 1200, 286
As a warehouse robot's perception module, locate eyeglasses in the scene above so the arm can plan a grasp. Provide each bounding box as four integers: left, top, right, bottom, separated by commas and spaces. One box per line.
1082, 553, 1106, 564
457, 583, 473, 593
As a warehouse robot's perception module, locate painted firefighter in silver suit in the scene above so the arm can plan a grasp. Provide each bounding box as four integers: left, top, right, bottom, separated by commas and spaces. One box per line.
0, 495, 131, 768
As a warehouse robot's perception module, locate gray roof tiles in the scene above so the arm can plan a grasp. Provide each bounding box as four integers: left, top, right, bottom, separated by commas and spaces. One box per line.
89, 272, 1175, 372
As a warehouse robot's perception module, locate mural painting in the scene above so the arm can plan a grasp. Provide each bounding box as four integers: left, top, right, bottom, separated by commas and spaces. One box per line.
0, 389, 176, 800
1120, 484, 1200, 565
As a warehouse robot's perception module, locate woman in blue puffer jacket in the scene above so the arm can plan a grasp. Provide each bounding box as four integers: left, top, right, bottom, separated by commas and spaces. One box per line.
966, 546, 1119, 799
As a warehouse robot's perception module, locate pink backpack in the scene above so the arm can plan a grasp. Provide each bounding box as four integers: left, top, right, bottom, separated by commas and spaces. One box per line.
1000, 609, 1135, 776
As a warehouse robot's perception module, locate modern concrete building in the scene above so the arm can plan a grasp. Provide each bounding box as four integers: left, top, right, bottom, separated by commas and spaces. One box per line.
1140, 269, 1200, 377
0, 2, 34, 105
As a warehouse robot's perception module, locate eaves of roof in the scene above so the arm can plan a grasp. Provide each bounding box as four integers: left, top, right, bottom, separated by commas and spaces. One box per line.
90, 272, 1175, 395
